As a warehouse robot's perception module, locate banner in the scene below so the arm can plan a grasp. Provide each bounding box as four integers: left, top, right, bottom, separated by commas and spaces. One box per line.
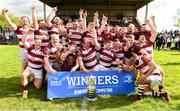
47, 70, 135, 99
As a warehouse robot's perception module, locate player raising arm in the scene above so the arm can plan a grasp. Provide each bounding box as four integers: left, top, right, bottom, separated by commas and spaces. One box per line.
31, 4, 49, 49
2, 8, 34, 71
77, 25, 107, 73
46, 7, 63, 31
21, 30, 44, 99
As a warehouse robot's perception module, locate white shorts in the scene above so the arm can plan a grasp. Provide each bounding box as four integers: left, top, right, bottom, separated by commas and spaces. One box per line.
92, 64, 108, 71
111, 67, 118, 70
20, 48, 28, 64
24, 66, 43, 79
147, 74, 162, 89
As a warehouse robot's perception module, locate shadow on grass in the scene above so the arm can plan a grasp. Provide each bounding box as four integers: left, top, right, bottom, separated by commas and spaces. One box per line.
0, 77, 47, 100
161, 62, 180, 66
170, 54, 180, 55
87, 94, 134, 110
48, 94, 134, 110
171, 94, 180, 101
0, 77, 134, 110
0, 77, 22, 98
175, 104, 180, 110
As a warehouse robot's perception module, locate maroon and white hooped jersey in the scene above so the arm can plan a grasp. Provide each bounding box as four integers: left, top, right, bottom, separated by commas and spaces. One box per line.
142, 39, 154, 59
77, 46, 98, 70
135, 55, 160, 75
97, 34, 105, 47
15, 26, 34, 48
131, 40, 154, 59
112, 48, 125, 60
140, 31, 151, 41
59, 36, 69, 47
127, 42, 142, 55
34, 29, 49, 49
43, 43, 58, 64
69, 28, 83, 49
47, 24, 60, 32
27, 45, 44, 70
100, 32, 114, 42
83, 31, 92, 38
111, 48, 125, 68
135, 55, 152, 74
99, 48, 118, 69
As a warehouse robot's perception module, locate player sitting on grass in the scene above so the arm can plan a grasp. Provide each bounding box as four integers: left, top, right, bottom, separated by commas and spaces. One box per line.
21, 31, 44, 99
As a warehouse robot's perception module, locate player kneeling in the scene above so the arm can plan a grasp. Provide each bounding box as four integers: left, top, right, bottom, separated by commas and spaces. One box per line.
120, 52, 171, 102
21, 34, 44, 99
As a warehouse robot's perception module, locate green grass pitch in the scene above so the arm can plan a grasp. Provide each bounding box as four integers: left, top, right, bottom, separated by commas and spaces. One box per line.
0, 45, 180, 110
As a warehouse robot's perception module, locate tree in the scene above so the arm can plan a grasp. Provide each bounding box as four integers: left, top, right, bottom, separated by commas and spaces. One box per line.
0, 13, 20, 29
173, 9, 180, 28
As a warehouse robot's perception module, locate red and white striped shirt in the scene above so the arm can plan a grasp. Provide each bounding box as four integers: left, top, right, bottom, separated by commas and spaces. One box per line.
100, 32, 114, 42
83, 31, 92, 38
69, 28, 83, 49
127, 42, 142, 54
99, 48, 118, 69
97, 34, 105, 47
142, 39, 154, 59
34, 29, 49, 49
15, 26, 34, 48
59, 36, 69, 47
27, 45, 44, 70
43, 43, 58, 64
135, 55, 151, 74
47, 24, 60, 32
135, 55, 160, 75
77, 46, 98, 70
111, 48, 125, 68
140, 31, 151, 41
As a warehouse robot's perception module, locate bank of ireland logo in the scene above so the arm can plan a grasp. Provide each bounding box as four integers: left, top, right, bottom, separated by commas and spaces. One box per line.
124, 75, 132, 83
50, 77, 62, 86
54, 77, 58, 81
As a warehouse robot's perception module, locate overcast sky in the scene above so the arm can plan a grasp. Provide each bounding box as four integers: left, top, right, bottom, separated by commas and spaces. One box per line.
0, 0, 180, 32
137, 0, 180, 32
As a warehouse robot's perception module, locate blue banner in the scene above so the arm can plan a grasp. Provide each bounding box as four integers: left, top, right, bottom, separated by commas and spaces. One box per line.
47, 70, 135, 99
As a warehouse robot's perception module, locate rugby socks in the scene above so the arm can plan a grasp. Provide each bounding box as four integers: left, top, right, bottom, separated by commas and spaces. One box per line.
22, 85, 27, 91
144, 90, 165, 98
137, 85, 146, 96
152, 90, 161, 97
159, 85, 164, 92
133, 84, 145, 102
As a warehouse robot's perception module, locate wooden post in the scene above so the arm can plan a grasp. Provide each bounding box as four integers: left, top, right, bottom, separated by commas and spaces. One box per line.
145, 3, 148, 19
43, 3, 46, 21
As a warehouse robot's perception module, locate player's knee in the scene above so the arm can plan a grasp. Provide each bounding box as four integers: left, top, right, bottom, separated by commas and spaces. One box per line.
22, 74, 28, 80
157, 65, 164, 75
34, 81, 42, 89
45, 74, 48, 81
35, 85, 42, 89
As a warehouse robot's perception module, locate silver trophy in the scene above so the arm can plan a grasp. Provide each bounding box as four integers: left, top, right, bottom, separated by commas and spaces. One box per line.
85, 75, 97, 102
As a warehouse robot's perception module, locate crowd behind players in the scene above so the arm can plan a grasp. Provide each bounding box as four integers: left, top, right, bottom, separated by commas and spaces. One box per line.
155, 30, 180, 50
1, 5, 171, 102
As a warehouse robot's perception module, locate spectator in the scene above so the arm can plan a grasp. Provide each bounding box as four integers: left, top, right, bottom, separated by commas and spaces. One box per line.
167, 33, 173, 49
174, 34, 180, 50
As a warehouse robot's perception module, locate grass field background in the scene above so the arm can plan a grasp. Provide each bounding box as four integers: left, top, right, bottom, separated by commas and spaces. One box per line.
0, 45, 180, 110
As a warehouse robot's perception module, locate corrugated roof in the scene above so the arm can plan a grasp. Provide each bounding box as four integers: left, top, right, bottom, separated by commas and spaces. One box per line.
39, 0, 153, 9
